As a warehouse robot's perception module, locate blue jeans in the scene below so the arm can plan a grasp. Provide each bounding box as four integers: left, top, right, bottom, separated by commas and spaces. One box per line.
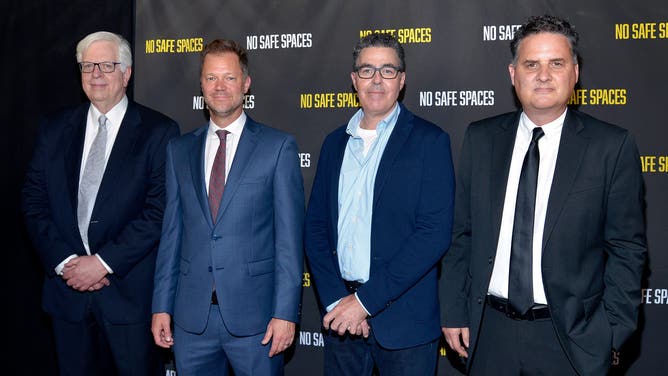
323, 328, 438, 376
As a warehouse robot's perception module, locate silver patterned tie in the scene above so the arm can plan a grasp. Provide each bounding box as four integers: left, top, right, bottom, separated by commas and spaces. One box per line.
77, 114, 108, 253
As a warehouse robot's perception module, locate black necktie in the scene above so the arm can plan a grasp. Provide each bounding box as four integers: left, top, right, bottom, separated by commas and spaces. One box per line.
508, 127, 544, 315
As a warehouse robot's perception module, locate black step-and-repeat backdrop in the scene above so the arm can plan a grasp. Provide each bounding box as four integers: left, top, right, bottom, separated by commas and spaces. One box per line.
134, 1, 667, 374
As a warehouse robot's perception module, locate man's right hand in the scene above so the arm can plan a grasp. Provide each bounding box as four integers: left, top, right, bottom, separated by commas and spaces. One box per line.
442, 326, 470, 358
152, 313, 174, 348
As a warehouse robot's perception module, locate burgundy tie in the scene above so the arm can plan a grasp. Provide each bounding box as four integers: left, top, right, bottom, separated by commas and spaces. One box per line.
208, 129, 229, 223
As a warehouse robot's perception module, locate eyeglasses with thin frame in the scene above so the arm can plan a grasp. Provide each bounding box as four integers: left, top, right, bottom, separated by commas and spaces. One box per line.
78, 61, 122, 73
354, 64, 402, 79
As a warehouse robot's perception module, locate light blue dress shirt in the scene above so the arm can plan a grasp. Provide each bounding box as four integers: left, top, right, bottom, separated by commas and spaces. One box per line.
337, 104, 400, 283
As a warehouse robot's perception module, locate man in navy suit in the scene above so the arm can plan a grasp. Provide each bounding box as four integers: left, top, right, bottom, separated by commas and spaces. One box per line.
151, 39, 304, 376
440, 15, 646, 375
22, 31, 180, 376
305, 33, 455, 375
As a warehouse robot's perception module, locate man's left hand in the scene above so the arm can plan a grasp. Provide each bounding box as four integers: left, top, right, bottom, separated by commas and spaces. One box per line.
261, 318, 296, 357
62, 255, 108, 291
323, 294, 369, 336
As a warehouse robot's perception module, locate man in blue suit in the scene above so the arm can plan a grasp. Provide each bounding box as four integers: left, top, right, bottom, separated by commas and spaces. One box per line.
22, 31, 180, 375
304, 33, 455, 375
151, 39, 304, 376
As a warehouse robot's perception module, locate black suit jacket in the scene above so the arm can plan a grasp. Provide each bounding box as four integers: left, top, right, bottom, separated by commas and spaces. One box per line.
22, 101, 180, 324
440, 109, 646, 375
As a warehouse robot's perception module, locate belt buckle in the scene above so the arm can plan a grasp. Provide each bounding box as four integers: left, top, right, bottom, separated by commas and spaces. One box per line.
526, 305, 549, 321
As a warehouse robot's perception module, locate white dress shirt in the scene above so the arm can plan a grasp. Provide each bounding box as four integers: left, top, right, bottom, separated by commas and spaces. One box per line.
204, 112, 246, 193
78, 97, 127, 183
55, 96, 129, 275
488, 109, 566, 305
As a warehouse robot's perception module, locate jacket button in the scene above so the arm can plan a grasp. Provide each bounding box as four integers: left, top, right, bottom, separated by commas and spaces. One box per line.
477, 296, 482, 304
488, 256, 493, 264
208, 266, 212, 272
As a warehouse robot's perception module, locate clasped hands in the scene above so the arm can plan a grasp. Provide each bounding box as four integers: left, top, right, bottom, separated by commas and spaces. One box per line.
62, 255, 110, 291
323, 294, 370, 337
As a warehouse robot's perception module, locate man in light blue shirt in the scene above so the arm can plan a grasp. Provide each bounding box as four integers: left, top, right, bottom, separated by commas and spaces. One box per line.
305, 33, 455, 375
335, 105, 398, 293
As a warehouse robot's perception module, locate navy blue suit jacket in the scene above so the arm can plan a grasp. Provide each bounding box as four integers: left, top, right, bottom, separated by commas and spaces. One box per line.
22, 101, 180, 324
152, 117, 304, 336
305, 104, 455, 349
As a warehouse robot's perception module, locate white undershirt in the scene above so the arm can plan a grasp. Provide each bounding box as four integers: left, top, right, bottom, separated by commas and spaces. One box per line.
357, 127, 378, 156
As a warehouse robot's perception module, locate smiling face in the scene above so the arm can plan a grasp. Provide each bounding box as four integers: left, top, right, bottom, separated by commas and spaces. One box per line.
351, 47, 405, 128
80, 40, 131, 113
200, 52, 251, 127
509, 32, 579, 125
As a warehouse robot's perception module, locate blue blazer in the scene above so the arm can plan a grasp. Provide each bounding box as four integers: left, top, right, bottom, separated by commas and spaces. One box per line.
22, 101, 180, 324
305, 104, 455, 349
152, 117, 304, 336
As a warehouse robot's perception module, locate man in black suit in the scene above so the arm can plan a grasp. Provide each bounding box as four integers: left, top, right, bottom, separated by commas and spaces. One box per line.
22, 31, 179, 376
440, 15, 646, 375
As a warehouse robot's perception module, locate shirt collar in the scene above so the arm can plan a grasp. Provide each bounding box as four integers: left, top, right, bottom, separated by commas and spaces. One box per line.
90, 95, 128, 130
208, 111, 246, 137
519, 108, 566, 138
346, 103, 401, 138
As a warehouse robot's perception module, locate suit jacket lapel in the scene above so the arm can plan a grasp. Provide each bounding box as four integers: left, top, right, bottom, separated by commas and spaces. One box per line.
328, 129, 349, 243
64, 104, 89, 214
543, 110, 588, 249
189, 127, 210, 226
215, 118, 260, 224
489, 111, 521, 246
373, 104, 413, 207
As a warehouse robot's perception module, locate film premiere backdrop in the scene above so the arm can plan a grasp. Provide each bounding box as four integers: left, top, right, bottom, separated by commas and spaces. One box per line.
134, 0, 667, 374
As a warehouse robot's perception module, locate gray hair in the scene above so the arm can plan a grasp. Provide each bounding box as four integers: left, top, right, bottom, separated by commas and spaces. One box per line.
76, 31, 132, 72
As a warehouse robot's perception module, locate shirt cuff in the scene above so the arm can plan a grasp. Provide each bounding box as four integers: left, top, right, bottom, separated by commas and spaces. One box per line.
55, 254, 78, 275
354, 293, 370, 316
326, 298, 341, 312
95, 254, 114, 274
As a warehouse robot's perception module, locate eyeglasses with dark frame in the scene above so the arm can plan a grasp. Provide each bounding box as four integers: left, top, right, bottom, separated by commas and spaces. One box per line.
78, 61, 122, 73
354, 64, 403, 79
